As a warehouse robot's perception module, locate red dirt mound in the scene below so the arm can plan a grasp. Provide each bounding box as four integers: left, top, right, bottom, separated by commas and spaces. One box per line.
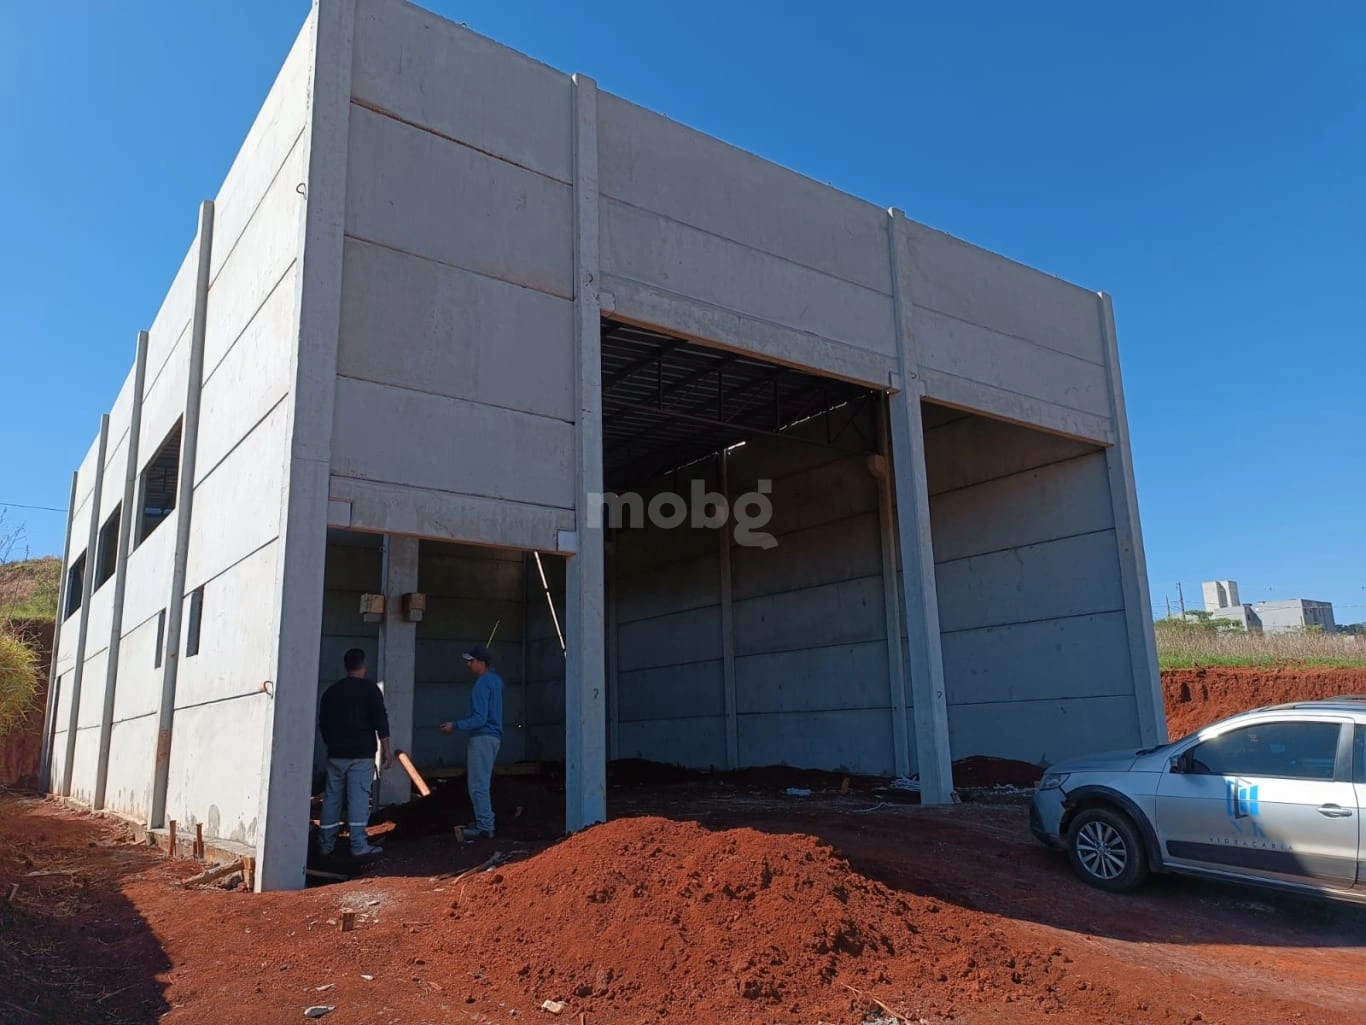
444, 816, 1072, 1021
1163, 667, 1366, 738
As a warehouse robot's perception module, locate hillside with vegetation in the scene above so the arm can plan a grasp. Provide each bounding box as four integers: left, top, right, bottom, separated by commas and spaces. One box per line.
0, 556, 61, 622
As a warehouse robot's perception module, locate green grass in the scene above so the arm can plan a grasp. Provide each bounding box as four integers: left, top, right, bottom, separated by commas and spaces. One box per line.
1156, 618, 1366, 671
0, 557, 62, 622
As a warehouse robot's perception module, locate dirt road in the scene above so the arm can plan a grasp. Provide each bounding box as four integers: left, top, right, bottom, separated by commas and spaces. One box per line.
3, 785, 1363, 1025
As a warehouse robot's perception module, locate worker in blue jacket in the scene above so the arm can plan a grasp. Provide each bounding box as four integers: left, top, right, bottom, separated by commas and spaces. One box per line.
438, 645, 504, 839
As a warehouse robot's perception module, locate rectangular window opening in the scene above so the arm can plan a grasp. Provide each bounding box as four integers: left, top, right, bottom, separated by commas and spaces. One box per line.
154, 609, 166, 669
94, 505, 121, 589
186, 587, 204, 657
137, 419, 183, 546
65, 553, 87, 619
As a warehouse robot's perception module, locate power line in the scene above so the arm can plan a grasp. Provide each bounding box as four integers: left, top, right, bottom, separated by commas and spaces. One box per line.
0, 501, 67, 514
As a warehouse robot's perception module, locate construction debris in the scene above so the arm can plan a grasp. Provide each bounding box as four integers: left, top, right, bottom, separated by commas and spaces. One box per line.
303, 1006, 335, 1019
341, 911, 356, 932
177, 859, 244, 889
540, 999, 568, 1015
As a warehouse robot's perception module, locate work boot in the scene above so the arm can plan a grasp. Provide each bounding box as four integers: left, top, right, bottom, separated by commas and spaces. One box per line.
461, 823, 495, 840
350, 843, 384, 858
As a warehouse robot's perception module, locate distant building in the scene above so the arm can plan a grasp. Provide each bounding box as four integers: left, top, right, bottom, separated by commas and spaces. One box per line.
1252, 599, 1336, 635
1201, 580, 1336, 634
1202, 580, 1240, 612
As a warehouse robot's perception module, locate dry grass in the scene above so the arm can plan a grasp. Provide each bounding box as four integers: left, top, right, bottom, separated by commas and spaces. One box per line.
0, 624, 41, 741
1156, 619, 1366, 669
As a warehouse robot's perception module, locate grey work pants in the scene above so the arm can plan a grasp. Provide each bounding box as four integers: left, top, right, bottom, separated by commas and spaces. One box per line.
318, 757, 374, 854
466, 734, 501, 834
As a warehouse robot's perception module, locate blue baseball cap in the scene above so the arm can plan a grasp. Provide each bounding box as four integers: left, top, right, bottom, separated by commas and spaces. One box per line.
463, 645, 494, 665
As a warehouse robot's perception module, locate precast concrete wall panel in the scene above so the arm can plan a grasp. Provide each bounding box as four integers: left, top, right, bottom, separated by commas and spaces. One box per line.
113, 614, 164, 723
734, 643, 890, 715
331, 378, 575, 510
600, 199, 896, 360
66, 727, 103, 806
924, 414, 1097, 496
143, 246, 198, 396
184, 403, 289, 592
617, 717, 729, 770
935, 532, 1123, 633
907, 225, 1112, 442
739, 709, 895, 776
99, 433, 129, 525
352, 0, 573, 183
929, 453, 1114, 564
139, 333, 190, 471
78, 590, 114, 693
201, 139, 307, 384
926, 415, 1140, 763
75, 648, 109, 730
597, 94, 890, 294
197, 267, 298, 480
103, 714, 157, 819
940, 613, 1132, 705
345, 105, 573, 299
338, 240, 575, 424
205, 18, 311, 287
949, 695, 1141, 768
614, 553, 719, 624
120, 513, 179, 648
164, 695, 269, 844
175, 544, 282, 708
913, 308, 1110, 418
907, 224, 1106, 364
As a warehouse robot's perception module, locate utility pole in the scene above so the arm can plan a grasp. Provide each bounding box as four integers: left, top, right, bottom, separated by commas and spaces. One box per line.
1176, 582, 1186, 620
1165, 595, 1172, 619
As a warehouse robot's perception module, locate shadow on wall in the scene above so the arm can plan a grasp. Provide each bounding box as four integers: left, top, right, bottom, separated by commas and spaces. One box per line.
0, 795, 171, 1024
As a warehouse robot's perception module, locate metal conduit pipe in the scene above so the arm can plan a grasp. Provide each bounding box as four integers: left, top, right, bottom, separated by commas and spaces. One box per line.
149, 200, 214, 830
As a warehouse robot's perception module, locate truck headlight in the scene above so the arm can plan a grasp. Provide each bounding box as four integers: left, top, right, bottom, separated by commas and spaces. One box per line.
1037, 772, 1069, 791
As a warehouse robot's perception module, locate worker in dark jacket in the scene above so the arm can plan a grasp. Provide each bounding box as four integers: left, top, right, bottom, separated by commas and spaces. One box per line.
317, 648, 392, 858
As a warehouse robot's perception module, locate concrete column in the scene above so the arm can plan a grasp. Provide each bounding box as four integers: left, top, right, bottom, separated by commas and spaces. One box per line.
150, 200, 214, 829
718, 451, 739, 769
61, 414, 110, 798
255, 0, 356, 891
39, 471, 79, 795
885, 208, 954, 805
564, 72, 607, 833
377, 534, 418, 806
874, 400, 913, 779
94, 331, 149, 810
1097, 293, 1167, 745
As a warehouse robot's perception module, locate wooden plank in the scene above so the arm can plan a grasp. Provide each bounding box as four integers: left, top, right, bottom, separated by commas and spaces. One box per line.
396, 750, 431, 797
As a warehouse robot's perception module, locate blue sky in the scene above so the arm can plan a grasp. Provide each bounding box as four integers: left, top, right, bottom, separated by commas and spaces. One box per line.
2, 1, 1362, 622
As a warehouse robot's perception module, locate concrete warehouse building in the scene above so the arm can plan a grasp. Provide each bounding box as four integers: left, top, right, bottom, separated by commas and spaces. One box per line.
40, 0, 1165, 890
